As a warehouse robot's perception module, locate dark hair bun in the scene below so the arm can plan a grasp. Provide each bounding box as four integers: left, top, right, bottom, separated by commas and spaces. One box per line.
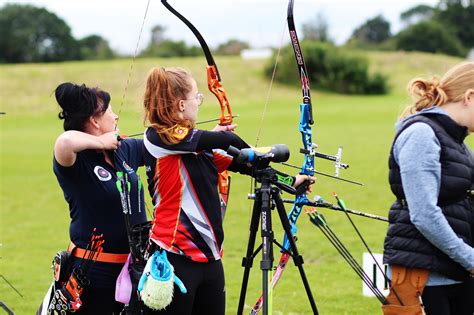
54, 82, 110, 131
55, 82, 96, 120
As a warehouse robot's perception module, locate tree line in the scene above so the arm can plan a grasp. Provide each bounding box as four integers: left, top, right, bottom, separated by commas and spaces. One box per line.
0, 4, 249, 63
343, 0, 473, 57
0, 0, 472, 64
268, 0, 473, 95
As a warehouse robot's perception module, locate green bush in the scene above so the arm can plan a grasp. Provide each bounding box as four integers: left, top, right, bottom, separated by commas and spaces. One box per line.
140, 40, 201, 58
396, 20, 466, 57
267, 41, 389, 95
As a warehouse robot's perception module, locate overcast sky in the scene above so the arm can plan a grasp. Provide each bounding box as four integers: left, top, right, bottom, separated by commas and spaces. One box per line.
1, 0, 439, 54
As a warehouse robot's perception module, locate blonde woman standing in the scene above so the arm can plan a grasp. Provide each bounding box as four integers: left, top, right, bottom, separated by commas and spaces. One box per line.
383, 62, 474, 315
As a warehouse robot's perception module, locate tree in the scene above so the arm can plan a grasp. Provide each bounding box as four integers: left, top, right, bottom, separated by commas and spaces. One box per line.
349, 15, 391, 45
216, 39, 250, 55
78, 35, 115, 60
435, 0, 474, 48
0, 4, 79, 63
302, 12, 331, 42
400, 4, 435, 26
141, 24, 201, 58
156, 40, 200, 57
150, 25, 167, 46
396, 20, 466, 56
397, 0, 474, 56
141, 39, 200, 58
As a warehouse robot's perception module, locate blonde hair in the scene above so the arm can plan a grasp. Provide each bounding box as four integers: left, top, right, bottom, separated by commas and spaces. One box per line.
143, 67, 195, 145
401, 62, 474, 118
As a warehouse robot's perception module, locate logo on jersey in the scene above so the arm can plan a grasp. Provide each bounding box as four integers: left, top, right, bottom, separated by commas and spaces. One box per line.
94, 166, 112, 181
174, 126, 189, 140
187, 129, 199, 143
122, 161, 134, 174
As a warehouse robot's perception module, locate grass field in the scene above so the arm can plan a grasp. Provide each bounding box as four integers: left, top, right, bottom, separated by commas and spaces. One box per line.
1, 51, 472, 314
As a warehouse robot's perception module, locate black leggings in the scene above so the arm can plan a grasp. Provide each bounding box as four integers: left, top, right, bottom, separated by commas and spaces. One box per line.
147, 252, 226, 315
422, 278, 474, 315
75, 286, 124, 314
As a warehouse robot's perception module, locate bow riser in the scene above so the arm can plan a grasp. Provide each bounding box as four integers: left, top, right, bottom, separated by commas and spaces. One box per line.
281, 102, 314, 250
299, 103, 314, 175
206, 66, 233, 125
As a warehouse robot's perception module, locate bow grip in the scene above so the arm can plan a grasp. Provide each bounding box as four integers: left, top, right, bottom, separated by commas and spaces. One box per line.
206, 66, 233, 125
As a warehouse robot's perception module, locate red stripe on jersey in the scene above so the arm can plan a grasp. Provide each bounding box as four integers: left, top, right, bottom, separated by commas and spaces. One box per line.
174, 223, 208, 262
150, 155, 183, 252
213, 151, 233, 173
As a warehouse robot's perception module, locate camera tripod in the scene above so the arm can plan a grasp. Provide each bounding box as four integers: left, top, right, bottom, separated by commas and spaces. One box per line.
237, 167, 318, 315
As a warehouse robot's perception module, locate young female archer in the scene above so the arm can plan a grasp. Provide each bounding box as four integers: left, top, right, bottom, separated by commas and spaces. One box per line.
141, 67, 313, 314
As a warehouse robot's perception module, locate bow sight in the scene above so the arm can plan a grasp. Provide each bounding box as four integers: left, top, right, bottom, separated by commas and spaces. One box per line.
227, 145, 289, 165
227, 145, 298, 195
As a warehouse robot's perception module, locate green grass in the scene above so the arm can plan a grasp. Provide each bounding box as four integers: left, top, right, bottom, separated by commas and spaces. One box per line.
1, 52, 472, 314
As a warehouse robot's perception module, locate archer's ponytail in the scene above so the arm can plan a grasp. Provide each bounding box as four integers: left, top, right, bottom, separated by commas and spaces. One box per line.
143, 67, 195, 145
401, 62, 474, 118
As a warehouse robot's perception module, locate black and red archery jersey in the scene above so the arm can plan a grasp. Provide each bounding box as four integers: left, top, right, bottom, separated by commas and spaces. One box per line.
143, 127, 250, 262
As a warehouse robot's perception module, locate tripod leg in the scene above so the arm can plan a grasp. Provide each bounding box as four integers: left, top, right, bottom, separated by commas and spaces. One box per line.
260, 186, 274, 315
238, 189, 263, 314
272, 189, 319, 314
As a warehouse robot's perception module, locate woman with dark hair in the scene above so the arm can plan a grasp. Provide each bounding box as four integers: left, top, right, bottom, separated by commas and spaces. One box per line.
382, 62, 474, 315
140, 67, 313, 314
51, 82, 147, 314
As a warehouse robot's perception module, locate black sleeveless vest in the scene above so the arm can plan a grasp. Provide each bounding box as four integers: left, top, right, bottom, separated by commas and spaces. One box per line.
383, 112, 474, 281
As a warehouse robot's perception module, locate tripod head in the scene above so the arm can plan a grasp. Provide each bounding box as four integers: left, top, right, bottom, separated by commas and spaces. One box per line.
227, 145, 296, 194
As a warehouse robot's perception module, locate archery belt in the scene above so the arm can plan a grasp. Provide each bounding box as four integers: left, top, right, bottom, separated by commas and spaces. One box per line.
47, 232, 108, 314
382, 265, 429, 315
68, 242, 129, 263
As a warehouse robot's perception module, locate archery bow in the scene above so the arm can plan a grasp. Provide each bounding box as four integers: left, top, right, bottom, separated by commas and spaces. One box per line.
250, 0, 316, 313
161, 0, 234, 214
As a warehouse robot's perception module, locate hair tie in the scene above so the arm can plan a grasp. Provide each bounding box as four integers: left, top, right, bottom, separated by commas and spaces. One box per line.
429, 77, 441, 91
58, 110, 69, 119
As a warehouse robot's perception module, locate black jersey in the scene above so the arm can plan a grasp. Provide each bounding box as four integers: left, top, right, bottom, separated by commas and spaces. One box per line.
53, 138, 147, 254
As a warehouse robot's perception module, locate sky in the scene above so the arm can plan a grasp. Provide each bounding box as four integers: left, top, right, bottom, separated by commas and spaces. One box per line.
1, 0, 440, 54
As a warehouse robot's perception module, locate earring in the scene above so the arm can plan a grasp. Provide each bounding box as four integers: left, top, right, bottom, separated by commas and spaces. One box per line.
179, 100, 185, 112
